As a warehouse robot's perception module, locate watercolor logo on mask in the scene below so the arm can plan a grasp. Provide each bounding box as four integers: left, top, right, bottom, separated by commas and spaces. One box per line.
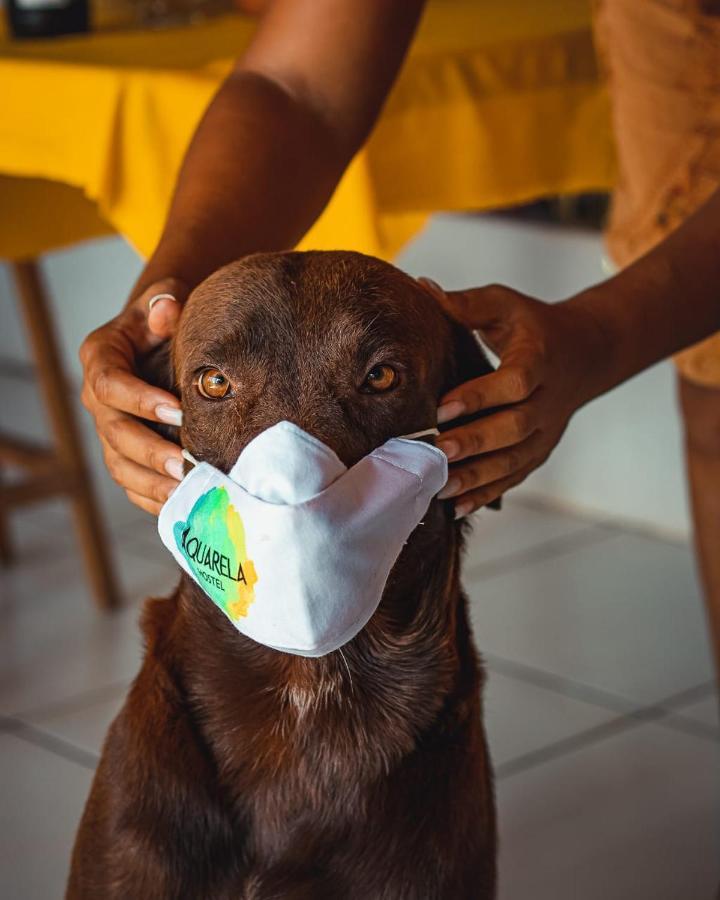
173, 486, 257, 620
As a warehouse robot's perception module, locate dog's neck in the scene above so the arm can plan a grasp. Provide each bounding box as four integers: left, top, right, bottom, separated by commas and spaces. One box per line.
170, 503, 471, 791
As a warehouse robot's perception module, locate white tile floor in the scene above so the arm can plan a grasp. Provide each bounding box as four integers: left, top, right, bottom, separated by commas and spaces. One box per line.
1, 496, 718, 900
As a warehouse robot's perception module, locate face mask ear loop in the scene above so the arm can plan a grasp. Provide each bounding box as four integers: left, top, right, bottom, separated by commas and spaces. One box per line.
181, 448, 199, 467
399, 427, 441, 441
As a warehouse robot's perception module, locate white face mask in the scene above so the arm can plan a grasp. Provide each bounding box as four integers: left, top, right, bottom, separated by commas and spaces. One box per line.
158, 421, 448, 657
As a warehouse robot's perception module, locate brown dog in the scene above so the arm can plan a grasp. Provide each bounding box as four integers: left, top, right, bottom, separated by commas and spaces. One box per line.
67, 251, 496, 899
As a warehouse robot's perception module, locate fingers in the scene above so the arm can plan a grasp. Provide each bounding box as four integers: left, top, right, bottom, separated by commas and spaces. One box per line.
436, 402, 539, 462
125, 491, 164, 517
98, 410, 184, 480
147, 297, 181, 340
453, 466, 533, 518
438, 430, 544, 501
147, 296, 182, 341
140, 277, 189, 342
101, 438, 178, 508
432, 283, 524, 330
79, 276, 190, 517
437, 363, 541, 423
84, 352, 181, 424
97, 410, 184, 515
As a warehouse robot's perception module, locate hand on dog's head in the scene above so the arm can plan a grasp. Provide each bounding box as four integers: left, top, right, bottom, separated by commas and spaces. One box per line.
141, 250, 492, 479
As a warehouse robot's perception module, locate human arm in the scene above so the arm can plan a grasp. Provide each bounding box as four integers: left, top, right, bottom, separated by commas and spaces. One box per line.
80, 0, 426, 514
434, 186, 720, 515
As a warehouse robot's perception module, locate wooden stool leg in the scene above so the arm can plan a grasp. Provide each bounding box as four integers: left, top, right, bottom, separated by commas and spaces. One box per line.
11, 259, 121, 610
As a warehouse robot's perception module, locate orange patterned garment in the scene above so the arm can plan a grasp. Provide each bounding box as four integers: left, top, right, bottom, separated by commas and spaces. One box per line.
594, 0, 720, 386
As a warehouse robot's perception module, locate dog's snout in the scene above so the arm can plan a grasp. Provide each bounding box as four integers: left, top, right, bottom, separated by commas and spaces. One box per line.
236, 412, 365, 471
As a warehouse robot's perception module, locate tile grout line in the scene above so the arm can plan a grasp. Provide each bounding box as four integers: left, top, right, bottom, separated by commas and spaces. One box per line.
495, 708, 669, 781
0, 716, 99, 771
19, 503, 624, 596
464, 524, 617, 582
7, 500, 716, 780
510, 494, 692, 548
485, 653, 718, 726
484, 653, 640, 715
2, 676, 714, 785
9, 678, 132, 722
656, 712, 719, 742
654, 679, 718, 709
496, 703, 719, 782
485, 655, 718, 778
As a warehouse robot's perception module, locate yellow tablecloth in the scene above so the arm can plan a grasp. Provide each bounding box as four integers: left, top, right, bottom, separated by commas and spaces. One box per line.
0, 0, 615, 262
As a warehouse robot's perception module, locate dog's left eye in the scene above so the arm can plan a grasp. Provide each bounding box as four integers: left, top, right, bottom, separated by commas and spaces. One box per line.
196, 368, 231, 400
361, 364, 397, 393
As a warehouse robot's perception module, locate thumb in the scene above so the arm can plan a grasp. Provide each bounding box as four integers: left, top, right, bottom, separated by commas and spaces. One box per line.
144, 278, 190, 343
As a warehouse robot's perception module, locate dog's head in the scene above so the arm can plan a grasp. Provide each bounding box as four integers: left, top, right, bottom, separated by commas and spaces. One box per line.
164, 250, 491, 475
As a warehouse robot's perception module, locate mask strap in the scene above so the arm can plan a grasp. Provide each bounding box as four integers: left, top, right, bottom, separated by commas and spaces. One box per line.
399, 427, 440, 441
181, 448, 199, 467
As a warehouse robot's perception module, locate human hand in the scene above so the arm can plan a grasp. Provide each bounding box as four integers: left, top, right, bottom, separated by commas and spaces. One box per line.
79, 279, 189, 516
424, 281, 609, 517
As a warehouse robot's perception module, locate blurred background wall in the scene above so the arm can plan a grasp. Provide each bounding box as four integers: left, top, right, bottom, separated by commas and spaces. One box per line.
0, 210, 690, 538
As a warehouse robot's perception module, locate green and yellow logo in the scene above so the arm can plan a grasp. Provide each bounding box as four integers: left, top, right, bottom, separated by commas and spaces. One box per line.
173, 486, 257, 621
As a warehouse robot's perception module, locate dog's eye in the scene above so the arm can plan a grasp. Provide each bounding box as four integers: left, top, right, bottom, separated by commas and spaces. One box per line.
196, 368, 231, 400
362, 364, 397, 393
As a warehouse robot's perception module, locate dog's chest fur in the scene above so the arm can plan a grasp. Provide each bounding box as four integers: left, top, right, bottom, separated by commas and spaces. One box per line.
164, 518, 463, 854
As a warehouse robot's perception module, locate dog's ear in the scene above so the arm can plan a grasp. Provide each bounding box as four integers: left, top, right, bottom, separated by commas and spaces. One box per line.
444, 317, 494, 394
417, 277, 494, 397
135, 342, 180, 445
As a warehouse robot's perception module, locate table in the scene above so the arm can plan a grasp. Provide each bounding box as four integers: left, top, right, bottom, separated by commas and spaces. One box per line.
1, 0, 615, 260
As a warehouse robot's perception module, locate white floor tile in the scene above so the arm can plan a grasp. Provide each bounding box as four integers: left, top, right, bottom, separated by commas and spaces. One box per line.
23, 687, 127, 757
0, 542, 177, 716
673, 693, 719, 734
0, 733, 92, 900
468, 533, 713, 705
462, 498, 602, 574
483, 670, 617, 767
496, 722, 720, 900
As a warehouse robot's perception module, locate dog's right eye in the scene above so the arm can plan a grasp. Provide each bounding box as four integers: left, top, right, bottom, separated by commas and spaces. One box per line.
196, 368, 231, 400
361, 364, 398, 394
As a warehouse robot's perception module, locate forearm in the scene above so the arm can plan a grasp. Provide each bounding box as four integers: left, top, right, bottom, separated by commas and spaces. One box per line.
132, 70, 350, 298
571, 187, 720, 400
129, 0, 425, 302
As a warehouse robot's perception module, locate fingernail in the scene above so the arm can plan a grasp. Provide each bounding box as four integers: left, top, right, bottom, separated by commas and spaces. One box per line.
148, 293, 177, 311
455, 501, 473, 520
437, 401, 465, 424
437, 478, 461, 500
436, 438, 459, 460
164, 457, 185, 481
156, 404, 183, 426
